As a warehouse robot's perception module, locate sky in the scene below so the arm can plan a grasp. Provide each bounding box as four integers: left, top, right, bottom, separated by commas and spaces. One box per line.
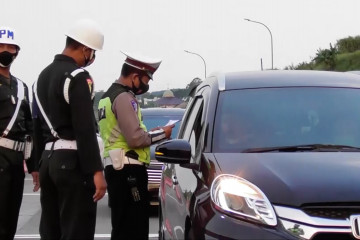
4, 0, 360, 92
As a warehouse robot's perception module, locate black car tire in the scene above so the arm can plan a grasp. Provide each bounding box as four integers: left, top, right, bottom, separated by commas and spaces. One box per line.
185, 217, 197, 240
158, 203, 165, 240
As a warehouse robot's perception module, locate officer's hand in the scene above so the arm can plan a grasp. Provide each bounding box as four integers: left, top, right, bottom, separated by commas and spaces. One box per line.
162, 124, 175, 139
31, 171, 40, 192
150, 126, 162, 131
93, 171, 107, 202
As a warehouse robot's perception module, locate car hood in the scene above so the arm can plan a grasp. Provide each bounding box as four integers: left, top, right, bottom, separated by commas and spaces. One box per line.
213, 152, 360, 206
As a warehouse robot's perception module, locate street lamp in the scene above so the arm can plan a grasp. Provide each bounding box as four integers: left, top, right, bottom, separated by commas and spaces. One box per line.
184, 50, 207, 78
244, 18, 274, 70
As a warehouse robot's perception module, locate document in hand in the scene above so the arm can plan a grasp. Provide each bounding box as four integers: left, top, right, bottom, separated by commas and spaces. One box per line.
165, 119, 180, 126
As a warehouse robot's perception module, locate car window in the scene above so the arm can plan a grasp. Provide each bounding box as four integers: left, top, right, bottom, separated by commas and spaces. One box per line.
213, 87, 360, 152
182, 97, 203, 159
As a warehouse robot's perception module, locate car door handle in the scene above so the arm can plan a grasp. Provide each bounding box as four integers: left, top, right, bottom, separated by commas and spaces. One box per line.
172, 175, 178, 185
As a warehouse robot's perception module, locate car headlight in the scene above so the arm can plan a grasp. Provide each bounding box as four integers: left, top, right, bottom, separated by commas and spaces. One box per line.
210, 174, 277, 226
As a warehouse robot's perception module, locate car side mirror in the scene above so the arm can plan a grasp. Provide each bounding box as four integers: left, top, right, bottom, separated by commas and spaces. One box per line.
155, 139, 191, 164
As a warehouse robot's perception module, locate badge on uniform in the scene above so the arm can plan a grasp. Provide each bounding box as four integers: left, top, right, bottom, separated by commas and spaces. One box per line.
130, 100, 137, 112
87, 78, 93, 92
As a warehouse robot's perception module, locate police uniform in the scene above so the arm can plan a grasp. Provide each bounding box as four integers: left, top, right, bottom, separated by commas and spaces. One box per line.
0, 27, 37, 240
33, 54, 103, 239
0, 74, 36, 240
98, 53, 166, 240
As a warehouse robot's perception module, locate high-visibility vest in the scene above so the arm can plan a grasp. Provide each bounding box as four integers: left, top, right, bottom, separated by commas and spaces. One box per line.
98, 84, 150, 164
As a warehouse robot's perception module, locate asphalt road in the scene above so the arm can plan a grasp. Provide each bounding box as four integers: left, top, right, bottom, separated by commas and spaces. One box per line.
15, 173, 159, 240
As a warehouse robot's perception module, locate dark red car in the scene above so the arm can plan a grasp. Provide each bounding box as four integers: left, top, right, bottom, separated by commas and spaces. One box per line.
156, 70, 360, 240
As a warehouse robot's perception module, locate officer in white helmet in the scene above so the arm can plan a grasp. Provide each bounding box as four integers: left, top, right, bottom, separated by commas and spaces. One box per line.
32, 19, 107, 239
0, 26, 39, 240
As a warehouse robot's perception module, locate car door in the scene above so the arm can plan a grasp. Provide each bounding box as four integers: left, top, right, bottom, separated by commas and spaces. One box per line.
164, 90, 206, 239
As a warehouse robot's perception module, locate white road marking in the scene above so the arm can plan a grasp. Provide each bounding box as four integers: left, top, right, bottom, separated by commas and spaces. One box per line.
14, 233, 159, 239
22, 193, 109, 196
23, 193, 40, 196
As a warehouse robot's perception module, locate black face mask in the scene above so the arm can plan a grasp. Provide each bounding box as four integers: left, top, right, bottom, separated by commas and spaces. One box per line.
83, 49, 95, 67
132, 76, 149, 95
0, 51, 17, 68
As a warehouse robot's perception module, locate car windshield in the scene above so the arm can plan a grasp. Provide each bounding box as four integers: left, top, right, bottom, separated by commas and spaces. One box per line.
213, 87, 360, 152
142, 113, 183, 139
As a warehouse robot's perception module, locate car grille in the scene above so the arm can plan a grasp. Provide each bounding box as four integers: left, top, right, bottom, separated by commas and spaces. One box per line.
147, 160, 163, 185
274, 205, 360, 240
303, 206, 360, 220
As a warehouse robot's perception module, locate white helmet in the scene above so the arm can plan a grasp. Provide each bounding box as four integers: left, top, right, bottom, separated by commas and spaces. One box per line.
65, 19, 104, 51
0, 27, 20, 49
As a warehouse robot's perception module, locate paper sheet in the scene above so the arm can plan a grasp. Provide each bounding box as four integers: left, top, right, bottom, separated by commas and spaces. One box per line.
165, 119, 180, 126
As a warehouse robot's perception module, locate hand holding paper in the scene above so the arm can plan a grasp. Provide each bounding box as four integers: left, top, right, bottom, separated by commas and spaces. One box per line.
165, 119, 180, 126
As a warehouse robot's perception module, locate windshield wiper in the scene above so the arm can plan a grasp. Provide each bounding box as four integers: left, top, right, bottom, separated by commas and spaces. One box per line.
242, 144, 360, 153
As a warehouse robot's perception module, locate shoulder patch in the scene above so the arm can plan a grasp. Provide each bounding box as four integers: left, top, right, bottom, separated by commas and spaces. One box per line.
130, 99, 137, 112
87, 78, 93, 92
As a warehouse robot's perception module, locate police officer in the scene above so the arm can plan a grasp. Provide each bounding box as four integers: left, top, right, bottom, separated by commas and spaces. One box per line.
98, 52, 174, 240
0, 26, 39, 240
32, 19, 107, 240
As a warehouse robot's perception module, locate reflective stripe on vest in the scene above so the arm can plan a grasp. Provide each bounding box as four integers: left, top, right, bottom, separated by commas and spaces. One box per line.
98, 96, 150, 164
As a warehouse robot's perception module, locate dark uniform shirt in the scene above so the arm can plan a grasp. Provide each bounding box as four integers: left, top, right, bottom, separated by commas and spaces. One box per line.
33, 54, 103, 174
0, 74, 36, 172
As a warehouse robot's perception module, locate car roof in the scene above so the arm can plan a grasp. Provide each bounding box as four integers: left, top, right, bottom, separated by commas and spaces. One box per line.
207, 70, 360, 91
141, 107, 185, 116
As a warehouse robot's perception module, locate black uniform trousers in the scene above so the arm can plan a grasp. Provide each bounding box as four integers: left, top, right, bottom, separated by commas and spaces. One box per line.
105, 164, 149, 240
39, 149, 97, 240
0, 147, 25, 240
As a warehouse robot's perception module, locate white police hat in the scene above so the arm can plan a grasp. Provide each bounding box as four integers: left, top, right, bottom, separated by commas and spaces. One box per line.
121, 51, 161, 79
0, 27, 20, 49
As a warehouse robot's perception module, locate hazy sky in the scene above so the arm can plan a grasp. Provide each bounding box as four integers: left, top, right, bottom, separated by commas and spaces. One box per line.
4, 0, 360, 92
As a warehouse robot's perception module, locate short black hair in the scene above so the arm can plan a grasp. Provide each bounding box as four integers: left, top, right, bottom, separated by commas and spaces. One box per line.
121, 63, 147, 78
65, 37, 83, 49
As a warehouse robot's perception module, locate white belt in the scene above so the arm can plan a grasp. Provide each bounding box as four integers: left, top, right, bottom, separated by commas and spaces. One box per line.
45, 139, 77, 150
0, 137, 25, 151
103, 156, 143, 167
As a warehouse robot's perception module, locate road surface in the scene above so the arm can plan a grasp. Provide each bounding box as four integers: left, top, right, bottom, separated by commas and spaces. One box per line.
15, 173, 159, 240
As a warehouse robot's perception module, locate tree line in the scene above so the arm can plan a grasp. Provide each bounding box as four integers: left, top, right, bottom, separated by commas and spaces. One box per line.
285, 35, 360, 71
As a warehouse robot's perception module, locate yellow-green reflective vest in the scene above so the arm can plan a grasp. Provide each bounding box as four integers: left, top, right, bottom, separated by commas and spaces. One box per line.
98, 84, 150, 164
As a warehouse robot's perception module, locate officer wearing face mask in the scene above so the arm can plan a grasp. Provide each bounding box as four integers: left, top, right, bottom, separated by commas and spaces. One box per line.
0, 26, 39, 240
32, 19, 107, 240
98, 52, 174, 240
